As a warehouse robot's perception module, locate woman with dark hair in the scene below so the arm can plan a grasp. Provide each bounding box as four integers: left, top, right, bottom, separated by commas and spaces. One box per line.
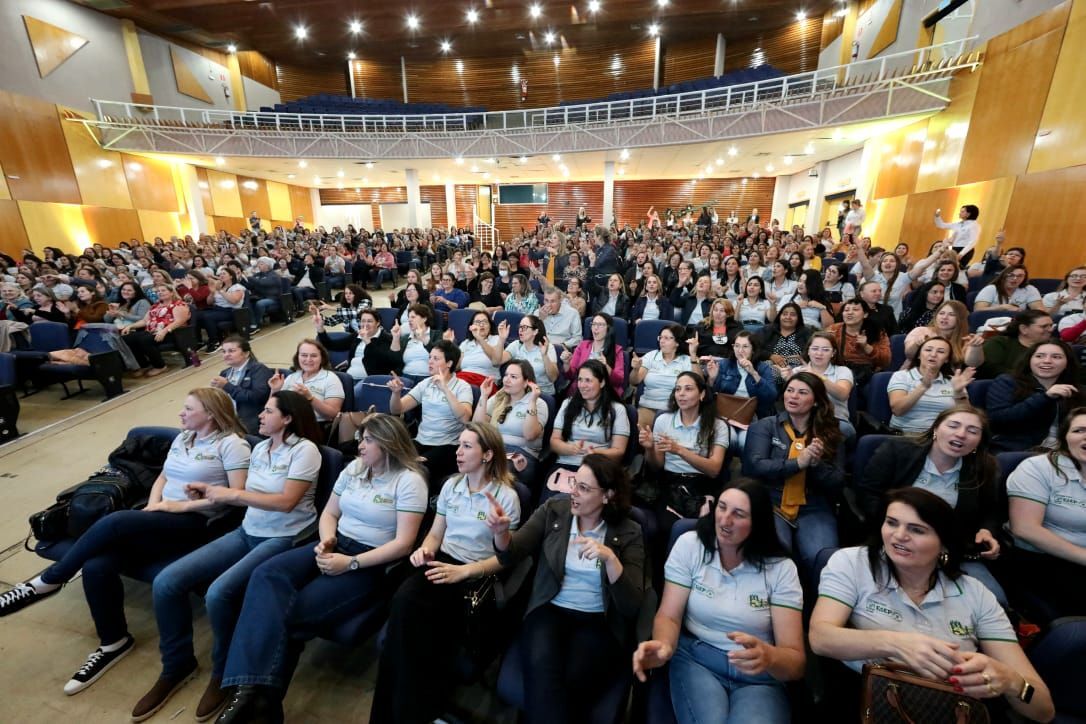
134, 391, 323, 720
782, 332, 856, 441
390, 301, 442, 383
451, 309, 506, 386
826, 297, 890, 386
485, 453, 646, 724
706, 331, 779, 451
549, 359, 629, 480
70, 285, 108, 328
857, 406, 1005, 601
986, 340, 1085, 451
14, 286, 68, 325
904, 300, 985, 369
563, 312, 626, 395
390, 270, 430, 309
974, 266, 1043, 312
735, 276, 773, 330
315, 307, 399, 380
811, 488, 1053, 722
757, 302, 811, 370
640, 370, 728, 523
934, 204, 982, 265
821, 262, 855, 305
888, 336, 974, 434
269, 339, 345, 424
857, 248, 911, 319
591, 272, 631, 319
633, 480, 805, 724
199, 267, 247, 352
719, 255, 744, 302
898, 281, 947, 333
777, 269, 833, 330
505, 273, 540, 314
1006, 408, 1086, 621
630, 322, 693, 428
766, 261, 797, 303
502, 313, 559, 395
978, 310, 1054, 379
742, 372, 845, 583
471, 271, 505, 314
316, 283, 372, 334
120, 283, 193, 377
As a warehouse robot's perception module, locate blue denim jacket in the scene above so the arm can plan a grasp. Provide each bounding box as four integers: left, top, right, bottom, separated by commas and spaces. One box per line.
713, 358, 779, 419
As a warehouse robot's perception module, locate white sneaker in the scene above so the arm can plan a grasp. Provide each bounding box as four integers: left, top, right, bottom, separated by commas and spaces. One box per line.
64, 635, 135, 695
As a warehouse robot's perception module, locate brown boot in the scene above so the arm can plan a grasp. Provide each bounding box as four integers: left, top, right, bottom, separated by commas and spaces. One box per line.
131, 666, 197, 721
195, 677, 229, 722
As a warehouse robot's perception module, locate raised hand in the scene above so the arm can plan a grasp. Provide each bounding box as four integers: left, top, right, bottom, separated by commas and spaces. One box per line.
480, 376, 495, 398
560, 348, 572, 363
525, 381, 540, 399
442, 328, 456, 342
268, 370, 285, 392
497, 319, 510, 340
387, 371, 405, 394
391, 318, 402, 338
484, 490, 511, 537
631, 353, 642, 370
1046, 383, 1079, 399
637, 423, 654, 449
951, 366, 976, 395
704, 357, 720, 383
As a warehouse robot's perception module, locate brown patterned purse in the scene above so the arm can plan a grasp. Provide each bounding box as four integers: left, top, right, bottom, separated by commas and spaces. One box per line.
861, 663, 990, 724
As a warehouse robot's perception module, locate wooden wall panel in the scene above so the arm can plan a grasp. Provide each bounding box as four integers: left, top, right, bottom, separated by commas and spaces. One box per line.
0, 161, 9, 201
237, 176, 272, 224
137, 209, 183, 241
351, 59, 404, 102
61, 110, 132, 210
266, 181, 292, 221
866, 194, 908, 249
17, 201, 87, 254
724, 19, 823, 75
821, 8, 846, 50
0, 199, 29, 258
170, 47, 214, 104
1003, 165, 1086, 278
869, 0, 903, 59
454, 185, 477, 229
1030, 0, 1086, 173
663, 37, 717, 86
275, 64, 349, 103
289, 185, 314, 225
212, 216, 248, 234
958, 4, 1069, 185
81, 206, 142, 246
206, 169, 242, 218
915, 68, 980, 193
22, 15, 88, 79
194, 167, 214, 216
613, 178, 775, 228
872, 120, 928, 200
237, 50, 278, 91
494, 182, 604, 239
122, 154, 180, 213
0, 91, 80, 204
420, 185, 449, 231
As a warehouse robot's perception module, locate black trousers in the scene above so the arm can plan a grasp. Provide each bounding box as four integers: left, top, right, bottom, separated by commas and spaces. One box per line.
521, 603, 625, 724
369, 552, 471, 724
1001, 546, 1086, 622
124, 329, 173, 369
415, 442, 458, 494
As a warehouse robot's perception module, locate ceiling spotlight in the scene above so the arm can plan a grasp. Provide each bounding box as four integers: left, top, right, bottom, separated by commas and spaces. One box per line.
796, 10, 807, 21
519, 156, 528, 163
96, 159, 113, 169
336, 169, 345, 177
804, 142, 815, 154
544, 31, 556, 44
440, 40, 451, 52
471, 165, 479, 172
619, 148, 630, 160
715, 157, 724, 165
406, 14, 420, 30
466, 8, 479, 23
728, 146, 738, 156
562, 168, 570, 177
752, 172, 761, 179
588, 0, 602, 12
483, 172, 491, 179
226, 44, 237, 53
433, 173, 441, 181
766, 164, 775, 172
312, 175, 321, 184
287, 173, 295, 179
347, 51, 356, 60
529, 4, 542, 19
362, 177, 368, 183
454, 157, 465, 165
783, 157, 793, 165
365, 162, 374, 169
355, 187, 361, 192
298, 160, 307, 168
648, 23, 660, 36
657, 0, 669, 6
294, 25, 307, 40
214, 156, 225, 165
617, 168, 625, 176
552, 154, 561, 161
485, 158, 496, 164
349, 20, 363, 34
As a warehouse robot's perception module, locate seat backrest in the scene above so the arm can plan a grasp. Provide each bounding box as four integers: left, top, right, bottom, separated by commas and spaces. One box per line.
315, 444, 345, 512
78, 327, 115, 354
493, 310, 524, 336
582, 317, 629, 347
1031, 278, 1061, 295
447, 308, 475, 343
354, 375, 413, 414
888, 334, 907, 371
333, 371, 356, 411
996, 451, 1033, 490
852, 434, 896, 482
967, 309, 1011, 332
378, 307, 399, 330
0, 352, 15, 387
30, 321, 71, 352
967, 378, 992, 408
667, 518, 698, 553
633, 319, 670, 355
127, 425, 181, 444
865, 371, 895, 425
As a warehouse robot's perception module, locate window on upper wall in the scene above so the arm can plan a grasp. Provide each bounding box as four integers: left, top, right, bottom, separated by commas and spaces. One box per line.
498, 183, 549, 204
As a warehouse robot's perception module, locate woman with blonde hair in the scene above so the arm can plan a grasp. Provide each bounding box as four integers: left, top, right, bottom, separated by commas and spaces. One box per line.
903, 300, 984, 369
370, 422, 523, 723
475, 359, 550, 487
219, 414, 427, 721
0, 388, 250, 696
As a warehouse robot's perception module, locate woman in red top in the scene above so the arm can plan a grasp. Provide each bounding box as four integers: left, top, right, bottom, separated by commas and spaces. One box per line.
178, 270, 212, 310
120, 283, 191, 376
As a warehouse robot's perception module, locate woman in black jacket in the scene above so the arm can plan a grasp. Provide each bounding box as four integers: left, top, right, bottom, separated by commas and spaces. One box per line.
857, 405, 1006, 601
591, 273, 631, 319
290, 253, 325, 308
488, 453, 645, 724
986, 340, 1085, 451
314, 307, 401, 380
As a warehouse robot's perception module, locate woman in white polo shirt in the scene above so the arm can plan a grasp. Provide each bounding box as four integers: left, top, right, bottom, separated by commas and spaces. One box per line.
887, 336, 974, 434
0, 388, 250, 697
633, 480, 806, 724
501, 314, 559, 395
474, 360, 549, 488
389, 339, 473, 489
974, 266, 1044, 312
548, 359, 630, 485
452, 310, 507, 386
811, 487, 1053, 722
629, 322, 693, 429
135, 390, 323, 721
782, 332, 855, 441
217, 414, 427, 721
370, 422, 522, 724
269, 339, 345, 425
1006, 408, 1086, 621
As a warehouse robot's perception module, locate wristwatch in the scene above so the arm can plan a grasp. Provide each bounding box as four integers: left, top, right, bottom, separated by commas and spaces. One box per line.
348, 556, 360, 571
1019, 679, 1035, 704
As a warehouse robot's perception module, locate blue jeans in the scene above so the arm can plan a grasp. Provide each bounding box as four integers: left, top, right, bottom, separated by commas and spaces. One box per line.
669, 634, 789, 724
249, 297, 279, 327
153, 528, 296, 679
40, 510, 210, 645
770, 491, 838, 588
221, 537, 381, 689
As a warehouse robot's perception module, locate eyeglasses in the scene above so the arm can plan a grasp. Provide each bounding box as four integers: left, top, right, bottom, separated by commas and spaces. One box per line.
590, 322, 607, 328
518, 324, 534, 330
572, 482, 602, 495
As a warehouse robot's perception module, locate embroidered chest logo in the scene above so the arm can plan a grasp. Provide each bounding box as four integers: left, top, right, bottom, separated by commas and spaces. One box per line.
192, 453, 220, 462
1052, 494, 1086, 509
476, 511, 486, 521
692, 582, 715, 598
749, 594, 770, 609
372, 493, 394, 505
866, 600, 903, 622
948, 620, 974, 637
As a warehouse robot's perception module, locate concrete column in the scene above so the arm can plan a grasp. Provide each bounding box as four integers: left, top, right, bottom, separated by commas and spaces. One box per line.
602, 161, 615, 229
177, 164, 208, 236
226, 53, 247, 112
405, 168, 421, 228
807, 161, 830, 234
348, 61, 356, 98
401, 56, 409, 103
444, 181, 457, 230
714, 34, 726, 77
652, 37, 662, 91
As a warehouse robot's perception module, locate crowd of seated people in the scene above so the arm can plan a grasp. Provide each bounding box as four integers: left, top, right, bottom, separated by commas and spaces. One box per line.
3, 205, 1086, 723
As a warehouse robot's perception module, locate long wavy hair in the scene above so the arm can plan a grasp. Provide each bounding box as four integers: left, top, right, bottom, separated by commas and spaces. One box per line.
1048, 407, 1086, 483
1010, 340, 1084, 405
357, 413, 425, 479
561, 359, 620, 444
491, 359, 537, 426
782, 371, 842, 458
915, 405, 997, 494
695, 478, 787, 570
461, 421, 514, 487
580, 453, 631, 525
926, 300, 970, 363
664, 370, 717, 456
187, 387, 247, 438
866, 487, 964, 591
587, 313, 618, 370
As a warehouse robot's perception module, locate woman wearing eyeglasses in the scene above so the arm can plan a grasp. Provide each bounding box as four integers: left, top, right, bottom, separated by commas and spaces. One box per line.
502, 314, 559, 395
474, 361, 550, 488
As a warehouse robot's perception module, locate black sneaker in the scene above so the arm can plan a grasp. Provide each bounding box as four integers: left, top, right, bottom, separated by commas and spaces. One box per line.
0, 581, 61, 616
64, 635, 135, 695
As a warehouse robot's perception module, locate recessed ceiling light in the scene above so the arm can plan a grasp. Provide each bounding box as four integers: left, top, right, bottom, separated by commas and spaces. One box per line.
365, 162, 374, 169
466, 8, 479, 23
796, 10, 807, 21
362, 177, 368, 183
766, 164, 774, 172
313, 176, 321, 184
294, 25, 307, 40
440, 40, 451, 53
529, 4, 542, 19
349, 20, 363, 34
96, 159, 113, 169
454, 157, 464, 165
347, 51, 356, 60
544, 31, 556, 44
298, 160, 308, 168
552, 154, 561, 161
287, 174, 295, 179
337, 170, 345, 177
783, 156, 793, 165
483, 172, 491, 179
406, 14, 420, 30
752, 172, 761, 179
588, 1, 602, 13
804, 143, 815, 154
648, 23, 660, 36
433, 173, 441, 181
519, 156, 528, 163
214, 156, 225, 165
227, 44, 237, 53
619, 148, 630, 160
562, 168, 570, 177
485, 158, 496, 164
618, 168, 625, 176
657, 0, 669, 7
471, 165, 479, 172
728, 146, 738, 156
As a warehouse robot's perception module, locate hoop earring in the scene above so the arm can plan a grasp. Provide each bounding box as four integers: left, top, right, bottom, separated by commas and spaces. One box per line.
938, 551, 949, 568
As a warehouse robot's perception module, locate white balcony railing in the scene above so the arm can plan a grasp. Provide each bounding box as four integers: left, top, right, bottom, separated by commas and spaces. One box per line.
79, 37, 980, 159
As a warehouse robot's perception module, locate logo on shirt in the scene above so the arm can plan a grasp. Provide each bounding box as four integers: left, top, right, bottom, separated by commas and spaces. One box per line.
948, 620, 974, 638
748, 594, 770, 610
192, 453, 220, 462
476, 511, 486, 521
372, 493, 394, 505
866, 600, 903, 622
1052, 494, 1086, 509
692, 581, 715, 598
